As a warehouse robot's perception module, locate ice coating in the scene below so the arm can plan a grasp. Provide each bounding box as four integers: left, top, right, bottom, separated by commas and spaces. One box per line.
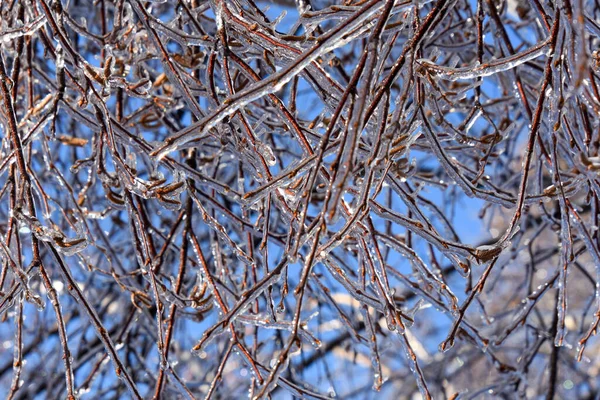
0, 0, 599, 399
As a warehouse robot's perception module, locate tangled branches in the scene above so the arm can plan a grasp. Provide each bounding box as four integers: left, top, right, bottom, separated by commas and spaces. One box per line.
1, 0, 600, 398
